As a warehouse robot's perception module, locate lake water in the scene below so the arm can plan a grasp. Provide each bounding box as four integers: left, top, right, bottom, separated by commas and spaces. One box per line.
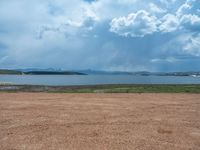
1, 75, 200, 86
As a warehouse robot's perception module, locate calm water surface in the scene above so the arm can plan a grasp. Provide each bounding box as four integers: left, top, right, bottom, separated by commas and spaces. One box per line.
0, 75, 200, 86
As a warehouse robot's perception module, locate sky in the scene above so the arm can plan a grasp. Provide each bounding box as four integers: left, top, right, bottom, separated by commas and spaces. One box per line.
0, 0, 200, 72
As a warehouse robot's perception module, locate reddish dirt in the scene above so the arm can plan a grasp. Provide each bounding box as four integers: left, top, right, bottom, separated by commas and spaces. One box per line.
0, 93, 200, 150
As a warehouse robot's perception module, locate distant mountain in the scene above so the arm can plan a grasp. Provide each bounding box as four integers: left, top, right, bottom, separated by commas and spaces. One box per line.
76, 69, 135, 75
16, 68, 62, 72
153, 72, 200, 76
76, 70, 200, 76
1, 68, 200, 76
25, 71, 86, 75
0, 69, 86, 75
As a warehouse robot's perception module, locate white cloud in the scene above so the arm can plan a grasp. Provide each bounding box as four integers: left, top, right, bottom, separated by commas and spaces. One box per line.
183, 34, 200, 56
176, 0, 200, 17
36, 14, 98, 39
180, 14, 200, 32
161, 33, 200, 57
149, 3, 166, 13
110, 10, 160, 37
159, 14, 179, 32
109, 0, 200, 37
176, 2, 191, 17
151, 57, 178, 63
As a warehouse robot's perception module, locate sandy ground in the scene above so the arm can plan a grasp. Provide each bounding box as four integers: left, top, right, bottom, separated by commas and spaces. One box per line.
0, 93, 199, 150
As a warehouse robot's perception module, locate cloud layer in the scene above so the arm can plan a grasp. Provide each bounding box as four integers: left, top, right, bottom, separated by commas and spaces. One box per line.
110, 10, 159, 37
0, 0, 200, 71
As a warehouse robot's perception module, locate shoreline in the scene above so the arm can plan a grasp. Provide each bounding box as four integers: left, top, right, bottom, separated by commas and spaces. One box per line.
1, 84, 200, 93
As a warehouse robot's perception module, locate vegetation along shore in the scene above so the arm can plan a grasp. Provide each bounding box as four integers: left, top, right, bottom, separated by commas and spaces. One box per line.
0, 84, 200, 93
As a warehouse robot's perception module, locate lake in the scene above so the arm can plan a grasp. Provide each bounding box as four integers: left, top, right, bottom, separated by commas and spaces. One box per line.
1, 75, 200, 86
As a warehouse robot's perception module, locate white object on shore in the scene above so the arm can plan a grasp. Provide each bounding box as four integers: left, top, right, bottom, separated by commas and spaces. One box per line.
191, 75, 200, 78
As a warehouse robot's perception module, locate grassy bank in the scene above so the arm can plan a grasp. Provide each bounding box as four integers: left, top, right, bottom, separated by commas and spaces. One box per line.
0, 70, 22, 75
0, 84, 200, 93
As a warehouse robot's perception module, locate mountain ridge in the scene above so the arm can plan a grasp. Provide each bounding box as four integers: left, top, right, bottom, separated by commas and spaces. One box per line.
1, 69, 200, 76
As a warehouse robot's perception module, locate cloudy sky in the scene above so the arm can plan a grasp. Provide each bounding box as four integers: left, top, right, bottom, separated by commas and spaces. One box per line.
0, 0, 200, 71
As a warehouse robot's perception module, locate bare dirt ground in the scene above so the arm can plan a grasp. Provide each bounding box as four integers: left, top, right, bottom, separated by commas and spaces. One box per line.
0, 93, 200, 150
